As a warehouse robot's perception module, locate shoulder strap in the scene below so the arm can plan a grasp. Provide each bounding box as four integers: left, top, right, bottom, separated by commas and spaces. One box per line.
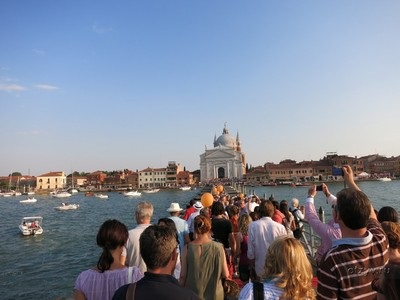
253, 281, 264, 300
125, 282, 137, 300
127, 266, 133, 283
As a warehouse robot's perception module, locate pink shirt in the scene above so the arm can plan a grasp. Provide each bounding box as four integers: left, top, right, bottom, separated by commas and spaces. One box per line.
304, 196, 341, 263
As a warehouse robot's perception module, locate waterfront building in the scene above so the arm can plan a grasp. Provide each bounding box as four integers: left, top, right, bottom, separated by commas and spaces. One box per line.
138, 167, 167, 188
86, 171, 107, 188
36, 171, 67, 191
244, 166, 270, 185
66, 174, 87, 188
166, 161, 182, 187
200, 124, 246, 182
176, 170, 194, 186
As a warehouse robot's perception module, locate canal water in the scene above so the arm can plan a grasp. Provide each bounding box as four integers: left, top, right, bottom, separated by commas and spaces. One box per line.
0, 181, 398, 299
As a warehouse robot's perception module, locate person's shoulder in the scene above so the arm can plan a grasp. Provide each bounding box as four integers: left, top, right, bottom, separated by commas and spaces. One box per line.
112, 283, 130, 300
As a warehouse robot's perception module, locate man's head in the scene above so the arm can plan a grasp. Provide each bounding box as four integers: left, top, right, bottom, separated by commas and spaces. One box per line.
140, 225, 178, 272
259, 199, 274, 218
335, 188, 371, 230
211, 201, 225, 216
166, 202, 183, 216
135, 202, 154, 224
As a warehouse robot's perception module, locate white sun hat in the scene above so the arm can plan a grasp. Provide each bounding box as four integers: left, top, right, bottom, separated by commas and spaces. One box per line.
166, 202, 183, 212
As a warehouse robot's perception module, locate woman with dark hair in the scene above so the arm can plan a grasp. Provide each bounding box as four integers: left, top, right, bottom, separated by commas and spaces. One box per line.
279, 201, 295, 237
74, 219, 143, 300
377, 206, 398, 223
372, 221, 400, 299
180, 215, 229, 300
211, 201, 236, 272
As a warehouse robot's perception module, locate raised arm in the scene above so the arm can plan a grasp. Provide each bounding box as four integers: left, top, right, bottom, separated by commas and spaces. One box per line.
342, 165, 361, 191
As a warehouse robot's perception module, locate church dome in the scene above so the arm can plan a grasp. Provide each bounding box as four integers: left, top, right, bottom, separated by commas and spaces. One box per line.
214, 125, 237, 149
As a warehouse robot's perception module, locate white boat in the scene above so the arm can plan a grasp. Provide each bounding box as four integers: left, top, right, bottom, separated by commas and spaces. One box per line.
179, 186, 191, 191
95, 193, 109, 199
377, 177, 392, 182
19, 216, 43, 236
68, 188, 79, 194
142, 188, 160, 194
123, 191, 142, 197
54, 203, 80, 211
52, 191, 72, 198
20, 197, 37, 203
14, 192, 22, 196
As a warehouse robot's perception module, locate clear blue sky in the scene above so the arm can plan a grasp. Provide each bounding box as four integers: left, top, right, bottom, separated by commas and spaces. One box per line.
1, 1, 399, 176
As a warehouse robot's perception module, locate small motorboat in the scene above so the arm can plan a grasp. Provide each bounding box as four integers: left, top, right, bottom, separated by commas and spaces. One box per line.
19, 197, 37, 204
142, 188, 160, 194
54, 203, 80, 211
377, 177, 392, 182
179, 186, 191, 191
19, 216, 43, 236
52, 191, 72, 198
123, 191, 142, 197
95, 193, 109, 199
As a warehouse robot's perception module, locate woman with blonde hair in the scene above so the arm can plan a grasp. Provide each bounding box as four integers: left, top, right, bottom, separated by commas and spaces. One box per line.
235, 214, 253, 282
239, 236, 315, 300
180, 214, 229, 300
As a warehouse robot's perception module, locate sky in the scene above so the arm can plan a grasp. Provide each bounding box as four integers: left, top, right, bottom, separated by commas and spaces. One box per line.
1, 1, 400, 176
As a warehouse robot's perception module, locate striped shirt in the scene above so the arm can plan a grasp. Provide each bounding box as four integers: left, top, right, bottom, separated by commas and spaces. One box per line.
317, 218, 389, 300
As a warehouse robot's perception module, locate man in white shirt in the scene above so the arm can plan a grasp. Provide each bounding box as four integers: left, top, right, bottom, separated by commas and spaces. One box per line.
247, 199, 287, 279
125, 201, 153, 273
167, 202, 190, 253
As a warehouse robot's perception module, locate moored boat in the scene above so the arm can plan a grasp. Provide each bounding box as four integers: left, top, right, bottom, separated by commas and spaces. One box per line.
19, 216, 43, 235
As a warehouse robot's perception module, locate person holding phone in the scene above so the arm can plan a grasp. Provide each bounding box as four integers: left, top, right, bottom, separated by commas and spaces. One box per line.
304, 184, 341, 264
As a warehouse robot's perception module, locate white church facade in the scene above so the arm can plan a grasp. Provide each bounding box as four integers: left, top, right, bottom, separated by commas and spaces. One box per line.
200, 124, 246, 182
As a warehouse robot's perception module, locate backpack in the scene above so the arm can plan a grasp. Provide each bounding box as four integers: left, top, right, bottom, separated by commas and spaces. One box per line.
292, 209, 302, 239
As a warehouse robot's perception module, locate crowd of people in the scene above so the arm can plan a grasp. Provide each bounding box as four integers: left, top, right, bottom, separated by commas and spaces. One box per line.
73, 165, 399, 300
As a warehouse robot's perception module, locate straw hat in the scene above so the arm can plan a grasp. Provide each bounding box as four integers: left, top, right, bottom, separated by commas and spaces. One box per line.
166, 203, 183, 212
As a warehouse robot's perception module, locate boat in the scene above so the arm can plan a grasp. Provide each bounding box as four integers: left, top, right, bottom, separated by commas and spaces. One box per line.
142, 188, 160, 194
52, 191, 72, 198
377, 177, 392, 182
123, 191, 142, 197
179, 186, 191, 191
95, 193, 109, 199
19, 216, 43, 236
19, 197, 37, 203
68, 188, 79, 194
54, 203, 80, 211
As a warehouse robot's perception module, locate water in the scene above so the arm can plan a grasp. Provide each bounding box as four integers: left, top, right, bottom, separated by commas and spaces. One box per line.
0, 181, 399, 299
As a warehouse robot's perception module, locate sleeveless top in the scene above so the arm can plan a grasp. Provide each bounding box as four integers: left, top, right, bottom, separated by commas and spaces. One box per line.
239, 234, 250, 267
185, 240, 225, 300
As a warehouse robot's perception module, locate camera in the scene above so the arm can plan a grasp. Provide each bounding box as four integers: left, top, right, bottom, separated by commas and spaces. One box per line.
316, 185, 323, 191
332, 166, 344, 176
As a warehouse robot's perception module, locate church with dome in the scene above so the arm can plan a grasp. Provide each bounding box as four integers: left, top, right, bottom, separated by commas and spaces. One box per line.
200, 124, 246, 182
